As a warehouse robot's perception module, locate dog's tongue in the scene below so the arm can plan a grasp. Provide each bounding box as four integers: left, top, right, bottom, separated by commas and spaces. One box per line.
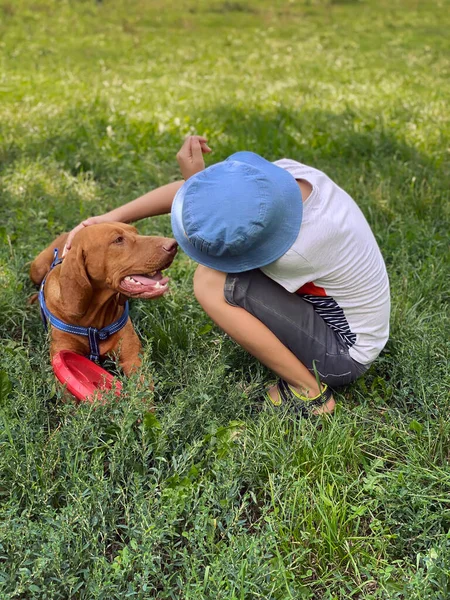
121, 271, 170, 297
133, 272, 163, 284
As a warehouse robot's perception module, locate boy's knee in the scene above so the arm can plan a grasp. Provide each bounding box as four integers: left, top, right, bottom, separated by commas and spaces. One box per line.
193, 265, 226, 307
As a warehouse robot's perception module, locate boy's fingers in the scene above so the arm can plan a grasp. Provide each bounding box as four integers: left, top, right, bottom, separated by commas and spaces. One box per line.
180, 135, 210, 152
65, 227, 80, 251
190, 137, 203, 161
64, 221, 89, 252
177, 137, 191, 158
177, 135, 210, 178
194, 136, 211, 152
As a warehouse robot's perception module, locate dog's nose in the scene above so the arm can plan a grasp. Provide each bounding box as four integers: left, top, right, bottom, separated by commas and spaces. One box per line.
163, 239, 178, 254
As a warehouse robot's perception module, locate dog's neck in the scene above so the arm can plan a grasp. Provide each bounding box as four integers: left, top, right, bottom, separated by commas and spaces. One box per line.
80, 288, 125, 329
46, 272, 126, 329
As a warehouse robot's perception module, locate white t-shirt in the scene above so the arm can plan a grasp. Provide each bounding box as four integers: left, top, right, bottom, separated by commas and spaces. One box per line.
261, 159, 390, 365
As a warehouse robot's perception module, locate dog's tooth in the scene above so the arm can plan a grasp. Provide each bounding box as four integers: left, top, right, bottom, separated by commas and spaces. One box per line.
125, 276, 133, 281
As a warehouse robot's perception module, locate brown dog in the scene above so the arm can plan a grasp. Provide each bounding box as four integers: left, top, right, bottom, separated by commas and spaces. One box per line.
30, 223, 177, 375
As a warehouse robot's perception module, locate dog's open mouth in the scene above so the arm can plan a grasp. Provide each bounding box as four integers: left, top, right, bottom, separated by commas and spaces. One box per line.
119, 271, 169, 298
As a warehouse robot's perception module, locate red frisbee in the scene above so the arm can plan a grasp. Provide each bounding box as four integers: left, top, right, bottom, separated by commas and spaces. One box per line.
52, 350, 122, 403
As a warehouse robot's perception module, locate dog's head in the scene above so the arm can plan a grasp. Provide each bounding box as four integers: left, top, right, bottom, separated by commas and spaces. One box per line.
59, 223, 177, 318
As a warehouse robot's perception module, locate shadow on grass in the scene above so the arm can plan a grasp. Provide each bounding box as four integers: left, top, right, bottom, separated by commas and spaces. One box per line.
1, 101, 447, 224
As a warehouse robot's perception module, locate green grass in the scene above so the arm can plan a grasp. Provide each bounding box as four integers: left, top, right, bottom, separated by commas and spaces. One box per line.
1, 0, 449, 597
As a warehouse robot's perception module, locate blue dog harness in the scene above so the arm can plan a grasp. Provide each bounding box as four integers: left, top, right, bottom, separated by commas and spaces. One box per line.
39, 249, 129, 362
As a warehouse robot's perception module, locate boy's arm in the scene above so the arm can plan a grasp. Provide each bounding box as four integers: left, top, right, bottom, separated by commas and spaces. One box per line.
103, 180, 184, 222
64, 180, 184, 251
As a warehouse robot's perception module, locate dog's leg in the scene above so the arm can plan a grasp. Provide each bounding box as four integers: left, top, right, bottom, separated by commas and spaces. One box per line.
116, 325, 156, 402
121, 353, 143, 377
117, 325, 143, 377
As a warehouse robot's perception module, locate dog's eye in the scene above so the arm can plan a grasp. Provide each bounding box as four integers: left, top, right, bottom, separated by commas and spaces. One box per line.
113, 236, 124, 244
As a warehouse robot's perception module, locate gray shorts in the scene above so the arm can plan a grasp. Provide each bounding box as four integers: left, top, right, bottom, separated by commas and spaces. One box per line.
224, 269, 369, 388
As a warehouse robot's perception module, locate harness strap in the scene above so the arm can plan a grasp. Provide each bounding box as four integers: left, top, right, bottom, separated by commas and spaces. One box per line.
88, 327, 100, 362
50, 248, 64, 270
39, 248, 129, 362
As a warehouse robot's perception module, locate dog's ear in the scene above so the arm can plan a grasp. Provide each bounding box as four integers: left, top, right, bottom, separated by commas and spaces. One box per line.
58, 244, 93, 318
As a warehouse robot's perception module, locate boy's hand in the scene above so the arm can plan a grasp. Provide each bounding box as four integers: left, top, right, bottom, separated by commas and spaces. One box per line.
177, 135, 211, 180
63, 215, 111, 256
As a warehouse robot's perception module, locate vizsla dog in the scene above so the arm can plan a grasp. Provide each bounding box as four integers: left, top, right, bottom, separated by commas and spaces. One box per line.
30, 223, 177, 375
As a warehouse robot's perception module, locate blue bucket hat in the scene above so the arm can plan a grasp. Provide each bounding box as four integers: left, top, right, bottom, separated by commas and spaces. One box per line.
171, 151, 303, 273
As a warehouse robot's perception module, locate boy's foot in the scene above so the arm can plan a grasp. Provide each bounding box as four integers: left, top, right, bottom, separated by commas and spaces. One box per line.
264, 379, 335, 417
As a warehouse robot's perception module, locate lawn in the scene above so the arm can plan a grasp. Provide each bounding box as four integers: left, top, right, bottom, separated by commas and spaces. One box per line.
0, 0, 449, 597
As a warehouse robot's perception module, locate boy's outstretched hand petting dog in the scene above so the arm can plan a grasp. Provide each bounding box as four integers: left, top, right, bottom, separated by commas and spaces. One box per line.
63, 215, 112, 255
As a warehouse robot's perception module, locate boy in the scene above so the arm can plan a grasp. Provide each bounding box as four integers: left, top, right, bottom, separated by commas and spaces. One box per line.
65, 136, 390, 416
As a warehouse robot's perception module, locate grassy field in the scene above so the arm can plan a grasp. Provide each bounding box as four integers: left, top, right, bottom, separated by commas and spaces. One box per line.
1, 0, 449, 597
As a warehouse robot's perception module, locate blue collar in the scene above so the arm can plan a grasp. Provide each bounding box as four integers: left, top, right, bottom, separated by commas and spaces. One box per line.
39, 248, 129, 362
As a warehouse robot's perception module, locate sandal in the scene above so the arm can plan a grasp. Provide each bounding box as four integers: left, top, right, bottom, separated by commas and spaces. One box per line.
257, 378, 334, 418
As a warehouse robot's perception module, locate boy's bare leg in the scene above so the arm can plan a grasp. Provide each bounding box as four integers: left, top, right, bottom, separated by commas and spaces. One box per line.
193, 265, 335, 414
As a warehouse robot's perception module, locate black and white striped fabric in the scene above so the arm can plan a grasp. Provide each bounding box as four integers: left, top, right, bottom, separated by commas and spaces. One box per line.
301, 294, 357, 348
